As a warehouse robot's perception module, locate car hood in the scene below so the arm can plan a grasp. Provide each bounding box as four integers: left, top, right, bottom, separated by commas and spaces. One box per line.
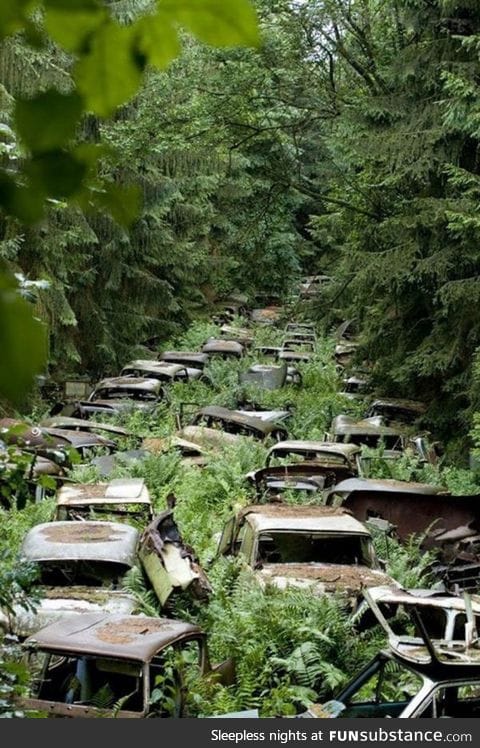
255, 564, 394, 595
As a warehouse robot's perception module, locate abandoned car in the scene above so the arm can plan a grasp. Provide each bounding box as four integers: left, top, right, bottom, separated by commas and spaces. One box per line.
120, 360, 202, 384
326, 479, 480, 592
365, 399, 427, 426
334, 342, 359, 368
238, 363, 288, 390
250, 306, 283, 325
265, 441, 360, 477
20, 613, 232, 718
1, 511, 209, 636
340, 375, 371, 400
201, 339, 244, 359
158, 351, 209, 371
246, 464, 344, 502
0, 418, 116, 467
54, 478, 153, 523
40, 416, 131, 442
190, 406, 288, 442
299, 275, 331, 299
302, 587, 480, 718
76, 377, 167, 417
219, 325, 254, 347
216, 505, 394, 604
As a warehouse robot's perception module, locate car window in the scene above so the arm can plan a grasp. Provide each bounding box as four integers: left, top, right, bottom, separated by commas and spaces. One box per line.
341, 658, 423, 718
37, 559, 130, 587
35, 654, 144, 713
416, 683, 480, 718
255, 532, 370, 566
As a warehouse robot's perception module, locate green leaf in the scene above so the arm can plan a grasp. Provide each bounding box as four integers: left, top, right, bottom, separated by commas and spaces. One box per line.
14, 90, 83, 153
75, 21, 144, 117
0, 0, 34, 40
0, 268, 47, 405
161, 0, 260, 47
0, 170, 44, 222
25, 151, 87, 198
44, 0, 106, 53
93, 183, 142, 228
136, 13, 181, 69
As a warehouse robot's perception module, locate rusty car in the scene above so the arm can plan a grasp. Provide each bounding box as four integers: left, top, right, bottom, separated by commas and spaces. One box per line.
20, 613, 233, 718
201, 339, 244, 359
216, 504, 394, 605
190, 406, 288, 442
265, 441, 361, 476
238, 363, 288, 390
219, 325, 254, 347
328, 414, 406, 451
340, 375, 371, 400
120, 360, 202, 384
158, 351, 209, 371
1, 510, 209, 636
54, 478, 153, 523
246, 464, 344, 502
76, 377, 167, 417
40, 416, 131, 442
302, 587, 480, 718
250, 306, 284, 325
142, 434, 210, 467
1, 520, 141, 636
0, 418, 116, 467
365, 398, 428, 426
334, 342, 359, 368
299, 275, 331, 299
325, 478, 480, 592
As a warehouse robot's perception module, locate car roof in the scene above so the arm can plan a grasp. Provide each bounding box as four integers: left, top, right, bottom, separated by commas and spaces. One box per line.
241, 505, 370, 535
202, 339, 244, 353
23, 613, 202, 663
55, 478, 151, 508
40, 417, 129, 437
21, 521, 139, 566
92, 377, 163, 393
267, 441, 360, 459
196, 406, 284, 434
331, 415, 405, 437
369, 398, 427, 413
121, 361, 186, 377
327, 478, 445, 498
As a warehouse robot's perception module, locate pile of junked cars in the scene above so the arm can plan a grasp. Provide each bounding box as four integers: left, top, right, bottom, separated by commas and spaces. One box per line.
2, 282, 480, 719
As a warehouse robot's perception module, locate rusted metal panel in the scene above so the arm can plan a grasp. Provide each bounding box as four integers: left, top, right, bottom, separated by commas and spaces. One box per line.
23, 613, 203, 662
139, 507, 212, 607
247, 463, 350, 498
365, 399, 427, 425
191, 406, 288, 441
55, 479, 153, 521
159, 351, 209, 369
22, 521, 139, 565
201, 339, 244, 357
40, 417, 130, 438
121, 360, 189, 382
238, 363, 287, 390
265, 440, 360, 470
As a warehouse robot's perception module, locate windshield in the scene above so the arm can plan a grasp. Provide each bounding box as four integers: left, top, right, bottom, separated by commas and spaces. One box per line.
256, 532, 372, 566
38, 560, 131, 587
33, 654, 144, 713
335, 656, 423, 718
92, 388, 157, 402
